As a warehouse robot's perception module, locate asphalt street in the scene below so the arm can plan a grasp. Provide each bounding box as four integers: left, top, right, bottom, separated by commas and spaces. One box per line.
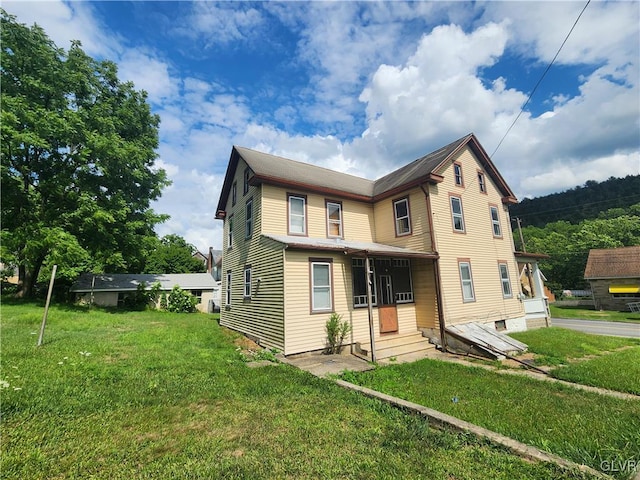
552, 317, 640, 338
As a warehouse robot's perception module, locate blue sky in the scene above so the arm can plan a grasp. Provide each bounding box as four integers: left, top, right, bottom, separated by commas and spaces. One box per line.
4, 1, 639, 252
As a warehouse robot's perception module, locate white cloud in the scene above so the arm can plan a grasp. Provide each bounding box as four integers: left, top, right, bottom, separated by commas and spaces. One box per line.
118, 50, 177, 104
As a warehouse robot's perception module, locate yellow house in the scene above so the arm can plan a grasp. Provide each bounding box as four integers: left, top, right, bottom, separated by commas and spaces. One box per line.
215, 133, 548, 359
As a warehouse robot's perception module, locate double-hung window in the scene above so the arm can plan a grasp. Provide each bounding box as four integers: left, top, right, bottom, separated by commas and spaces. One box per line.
232, 182, 237, 206
225, 271, 232, 306
243, 168, 251, 194
458, 261, 475, 302
393, 198, 411, 236
326, 201, 343, 238
450, 196, 465, 232
310, 259, 332, 312
245, 198, 253, 239
288, 194, 306, 235
227, 215, 234, 248
498, 263, 512, 298
478, 172, 486, 193
243, 266, 252, 299
490, 205, 502, 237
453, 163, 464, 186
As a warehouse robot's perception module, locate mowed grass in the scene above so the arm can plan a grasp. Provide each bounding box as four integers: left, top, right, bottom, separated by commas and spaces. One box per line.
511, 327, 640, 394
1, 300, 594, 480
550, 304, 640, 323
340, 358, 640, 479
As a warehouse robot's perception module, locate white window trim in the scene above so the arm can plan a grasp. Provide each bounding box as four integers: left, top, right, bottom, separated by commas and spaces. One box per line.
288, 195, 306, 235
490, 206, 502, 237
450, 196, 465, 233
499, 263, 512, 298
225, 271, 232, 306
243, 266, 251, 299
454, 163, 464, 186
227, 215, 234, 248
311, 261, 332, 312
393, 198, 411, 236
459, 261, 475, 302
245, 198, 253, 239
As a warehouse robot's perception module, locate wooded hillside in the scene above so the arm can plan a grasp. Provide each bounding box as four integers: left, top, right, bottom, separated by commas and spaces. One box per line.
510, 175, 640, 227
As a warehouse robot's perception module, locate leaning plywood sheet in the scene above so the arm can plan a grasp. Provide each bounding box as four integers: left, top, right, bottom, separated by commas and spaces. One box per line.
446, 322, 528, 357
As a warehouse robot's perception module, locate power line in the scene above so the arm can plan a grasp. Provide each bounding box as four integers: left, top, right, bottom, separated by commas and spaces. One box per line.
514, 193, 640, 219
491, 0, 592, 158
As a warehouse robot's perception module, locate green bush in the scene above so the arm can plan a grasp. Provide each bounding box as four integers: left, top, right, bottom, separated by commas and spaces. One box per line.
325, 313, 351, 354
166, 285, 197, 313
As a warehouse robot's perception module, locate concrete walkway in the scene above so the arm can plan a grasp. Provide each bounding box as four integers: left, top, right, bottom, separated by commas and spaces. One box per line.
278, 351, 374, 377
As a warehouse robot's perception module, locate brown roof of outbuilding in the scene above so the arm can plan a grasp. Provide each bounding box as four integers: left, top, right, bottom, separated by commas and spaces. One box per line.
584, 246, 640, 279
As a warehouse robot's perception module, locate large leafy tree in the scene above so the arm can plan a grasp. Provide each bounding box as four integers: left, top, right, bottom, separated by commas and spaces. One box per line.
1, 11, 170, 297
144, 235, 206, 274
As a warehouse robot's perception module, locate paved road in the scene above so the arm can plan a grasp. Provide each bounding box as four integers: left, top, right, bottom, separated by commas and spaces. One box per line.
552, 318, 640, 338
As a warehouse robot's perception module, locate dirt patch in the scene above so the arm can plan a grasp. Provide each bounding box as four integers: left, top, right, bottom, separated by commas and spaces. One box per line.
233, 335, 261, 351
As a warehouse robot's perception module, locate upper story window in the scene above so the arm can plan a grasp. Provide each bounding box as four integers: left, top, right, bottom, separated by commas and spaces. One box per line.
393, 197, 411, 236
490, 205, 502, 237
453, 162, 464, 187
326, 201, 343, 238
458, 260, 475, 302
227, 215, 234, 248
310, 259, 333, 312
232, 181, 237, 206
243, 168, 251, 195
478, 172, 486, 193
450, 195, 465, 233
245, 198, 253, 239
243, 266, 252, 299
498, 262, 512, 298
288, 194, 307, 236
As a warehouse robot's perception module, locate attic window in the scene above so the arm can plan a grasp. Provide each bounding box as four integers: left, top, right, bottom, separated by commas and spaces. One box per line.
478, 172, 486, 193
453, 163, 464, 186
243, 168, 251, 195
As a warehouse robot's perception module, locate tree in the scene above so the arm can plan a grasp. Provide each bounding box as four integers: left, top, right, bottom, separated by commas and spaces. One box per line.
144, 235, 206, 274
1, 11, 170, 297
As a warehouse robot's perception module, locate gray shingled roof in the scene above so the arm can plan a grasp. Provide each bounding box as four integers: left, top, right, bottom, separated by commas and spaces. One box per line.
264, 234, 438, 259
372, 135, 471, 196
235, 146, 375, 198
70, 273, 218, 292
584, 246, 640, 279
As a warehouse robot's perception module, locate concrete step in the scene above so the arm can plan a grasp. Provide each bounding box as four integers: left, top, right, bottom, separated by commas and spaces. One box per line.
357, 332, 435, 361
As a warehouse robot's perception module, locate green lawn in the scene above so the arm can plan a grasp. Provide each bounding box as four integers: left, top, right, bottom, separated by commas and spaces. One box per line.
550, 304, 640, 323
340, 359, 640, 479
1, 299, 594, 480
510, 327, 640, 394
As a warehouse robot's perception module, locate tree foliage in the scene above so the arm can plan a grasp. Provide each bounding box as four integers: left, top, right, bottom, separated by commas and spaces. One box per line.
510, 175, 640, 227
517, 205, 640, 292
1, 11, 170, 297
144, 235, 205, 274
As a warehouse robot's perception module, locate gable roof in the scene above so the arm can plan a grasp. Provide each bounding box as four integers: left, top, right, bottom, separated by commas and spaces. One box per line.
216, 133, 516, 218
584, 246, 640, 279
70, 273, 218, 293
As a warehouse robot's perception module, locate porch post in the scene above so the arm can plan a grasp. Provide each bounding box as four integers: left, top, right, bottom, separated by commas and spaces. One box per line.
365, 255, 376, 363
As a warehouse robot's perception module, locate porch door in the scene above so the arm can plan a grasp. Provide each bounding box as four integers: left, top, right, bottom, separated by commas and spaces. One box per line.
378, 274, 398, 333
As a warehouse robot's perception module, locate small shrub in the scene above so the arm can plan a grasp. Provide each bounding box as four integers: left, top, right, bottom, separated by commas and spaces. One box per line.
166, 285, 197, 313
325, 313, 351, 354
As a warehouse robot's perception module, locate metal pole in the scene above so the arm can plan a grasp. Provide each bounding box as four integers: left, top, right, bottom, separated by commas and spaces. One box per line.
37, 264, 57, 347
365, 255, 376, 363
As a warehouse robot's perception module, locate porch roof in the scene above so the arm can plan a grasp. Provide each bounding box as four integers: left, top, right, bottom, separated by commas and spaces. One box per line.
263, 234, 438, 259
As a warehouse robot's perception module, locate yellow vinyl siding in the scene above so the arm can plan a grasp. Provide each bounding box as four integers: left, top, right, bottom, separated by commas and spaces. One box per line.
260, 184, 375, 241
413, 258, 439, 329
220, 161, 286, 351
373, 188, 433, 251
429, 146, 523, 326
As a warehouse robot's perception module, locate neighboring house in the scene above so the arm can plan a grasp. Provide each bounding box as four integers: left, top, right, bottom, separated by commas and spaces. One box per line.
71, 273, 220, 313
193, 248, 222, 280
584, 246, 640, 311
215, 133, 548, 359
516, 252, 553, 322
